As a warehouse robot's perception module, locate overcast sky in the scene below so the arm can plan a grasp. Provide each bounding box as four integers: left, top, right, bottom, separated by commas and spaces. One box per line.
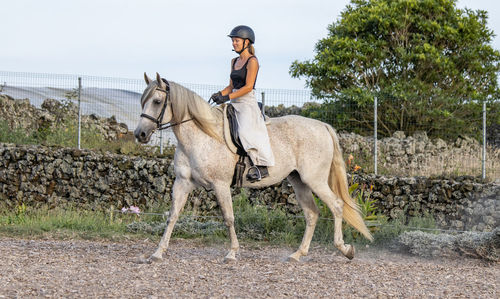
2, 0, 499, 90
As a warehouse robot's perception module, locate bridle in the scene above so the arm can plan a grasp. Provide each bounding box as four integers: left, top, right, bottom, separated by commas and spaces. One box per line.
140, 79, 192, 131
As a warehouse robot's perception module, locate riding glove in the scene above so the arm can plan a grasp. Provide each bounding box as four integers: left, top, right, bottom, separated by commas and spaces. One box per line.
210, 92, 221, 103
211, 92, 230, 104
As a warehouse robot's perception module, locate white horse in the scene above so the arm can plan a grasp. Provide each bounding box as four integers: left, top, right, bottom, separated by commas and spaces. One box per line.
134, 73, 373, 263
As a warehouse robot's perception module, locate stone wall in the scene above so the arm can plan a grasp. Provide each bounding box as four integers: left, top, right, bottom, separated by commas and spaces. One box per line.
351, 174, 499, 232
2, 95, 498, 178
339, 131, 500, 178
0, 144, 172, 211
267, 103, 500, 178
0, 143, 497, 232
488, 123, 500, 149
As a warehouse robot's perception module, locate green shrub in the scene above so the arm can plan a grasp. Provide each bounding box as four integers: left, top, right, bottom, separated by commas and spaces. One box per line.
233, 189, 297, 243
0, 120, 37, 144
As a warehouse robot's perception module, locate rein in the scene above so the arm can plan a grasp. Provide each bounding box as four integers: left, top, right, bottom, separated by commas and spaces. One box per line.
140, 79, 193, 131
158, 118, 193, 130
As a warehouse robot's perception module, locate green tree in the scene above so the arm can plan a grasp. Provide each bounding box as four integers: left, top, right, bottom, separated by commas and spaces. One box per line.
290, 0, 500, 139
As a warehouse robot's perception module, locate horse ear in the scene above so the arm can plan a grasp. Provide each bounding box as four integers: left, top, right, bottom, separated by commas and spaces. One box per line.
144, 72, 152, 85
156, 72, 165, 89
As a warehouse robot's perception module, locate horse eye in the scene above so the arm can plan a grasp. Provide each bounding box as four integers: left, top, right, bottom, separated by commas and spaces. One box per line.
153, 99, 162, 105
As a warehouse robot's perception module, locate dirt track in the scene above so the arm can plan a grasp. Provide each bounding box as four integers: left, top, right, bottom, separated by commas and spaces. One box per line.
0, 237, 498, 298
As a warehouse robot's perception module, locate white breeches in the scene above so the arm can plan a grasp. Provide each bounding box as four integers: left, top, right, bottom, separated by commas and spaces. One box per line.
231, 90, 275, 166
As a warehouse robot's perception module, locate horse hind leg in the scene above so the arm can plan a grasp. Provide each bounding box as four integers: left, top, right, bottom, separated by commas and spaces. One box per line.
309, 183, 355, 259
286, 172, 320, 262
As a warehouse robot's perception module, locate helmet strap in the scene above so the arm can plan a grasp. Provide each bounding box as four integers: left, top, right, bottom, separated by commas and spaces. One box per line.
234, 39, 250, 54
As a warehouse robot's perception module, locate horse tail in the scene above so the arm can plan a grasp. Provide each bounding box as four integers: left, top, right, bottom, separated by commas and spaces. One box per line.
326, 125, 373, 241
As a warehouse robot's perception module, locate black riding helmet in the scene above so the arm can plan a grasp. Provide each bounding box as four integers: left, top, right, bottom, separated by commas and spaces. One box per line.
228, 25, 255, 43
228, 25, 255, 54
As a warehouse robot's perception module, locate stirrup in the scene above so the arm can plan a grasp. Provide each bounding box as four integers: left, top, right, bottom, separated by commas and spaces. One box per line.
246, 165, 268, 182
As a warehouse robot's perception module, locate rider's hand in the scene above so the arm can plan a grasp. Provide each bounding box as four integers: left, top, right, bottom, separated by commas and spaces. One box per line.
214, 93, 230, 104
210, 91, 221, 103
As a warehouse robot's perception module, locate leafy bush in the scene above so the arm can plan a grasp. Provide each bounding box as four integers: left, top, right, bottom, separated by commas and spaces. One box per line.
292, 0, 500, 141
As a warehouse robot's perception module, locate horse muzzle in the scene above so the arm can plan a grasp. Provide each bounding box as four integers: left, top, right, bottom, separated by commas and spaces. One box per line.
134, 126, 153, 144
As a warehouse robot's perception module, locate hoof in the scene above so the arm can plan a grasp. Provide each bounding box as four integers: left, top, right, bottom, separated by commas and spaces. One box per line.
135, 255, 152, 264
150, 253, 163, 263
345, 245, 355, 260
224, 255, 237, 263
224, 250, 238, 263
224, 256, 237, 263
286, 255, 300, 263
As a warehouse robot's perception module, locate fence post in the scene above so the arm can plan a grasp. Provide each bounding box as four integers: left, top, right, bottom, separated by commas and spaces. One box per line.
77, 77, 82, 150
159, 130, 164, 154
374, 95, 378, 175
482, 100, 486, 180
261, 91, 265, 115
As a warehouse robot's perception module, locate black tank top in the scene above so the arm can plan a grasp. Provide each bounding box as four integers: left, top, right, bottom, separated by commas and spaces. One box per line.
230, 56, 258, 90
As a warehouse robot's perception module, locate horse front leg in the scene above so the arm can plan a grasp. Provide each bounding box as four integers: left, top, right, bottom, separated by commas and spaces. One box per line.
213, 184, 239, 262
149, 178, 194, 262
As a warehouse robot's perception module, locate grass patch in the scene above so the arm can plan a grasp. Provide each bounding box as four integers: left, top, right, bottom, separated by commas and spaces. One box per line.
126, 190, 439, 249
1, 192, 439, 249
0, 205, 154, 241
0, 120, 38, 145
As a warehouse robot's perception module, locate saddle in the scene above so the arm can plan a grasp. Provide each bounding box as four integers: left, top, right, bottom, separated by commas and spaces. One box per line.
222, 103, 268, 187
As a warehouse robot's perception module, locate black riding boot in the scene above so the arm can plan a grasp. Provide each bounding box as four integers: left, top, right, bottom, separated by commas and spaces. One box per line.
246, 165, 269, 182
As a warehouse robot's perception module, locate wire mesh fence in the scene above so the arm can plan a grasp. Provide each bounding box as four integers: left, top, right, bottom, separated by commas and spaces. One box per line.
0, 71, 319, 148
0, 70, 498, 179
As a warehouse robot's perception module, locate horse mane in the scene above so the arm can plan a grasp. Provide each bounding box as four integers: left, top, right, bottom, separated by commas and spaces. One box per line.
167, 81, 222, 142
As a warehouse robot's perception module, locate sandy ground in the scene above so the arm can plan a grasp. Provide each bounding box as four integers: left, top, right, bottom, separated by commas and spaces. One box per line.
0, 237, 498, 298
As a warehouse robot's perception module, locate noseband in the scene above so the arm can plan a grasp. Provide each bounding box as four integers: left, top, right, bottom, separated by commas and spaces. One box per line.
140, 79, 192, 131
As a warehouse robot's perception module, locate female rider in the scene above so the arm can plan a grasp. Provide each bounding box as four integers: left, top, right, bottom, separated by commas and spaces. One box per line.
210, 25, 275, 182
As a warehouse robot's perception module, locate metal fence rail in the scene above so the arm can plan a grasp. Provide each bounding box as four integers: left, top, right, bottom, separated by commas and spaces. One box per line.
0, 70, 497, 179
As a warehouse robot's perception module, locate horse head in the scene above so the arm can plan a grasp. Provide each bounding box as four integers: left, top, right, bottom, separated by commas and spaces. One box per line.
134, 72, 173, 143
